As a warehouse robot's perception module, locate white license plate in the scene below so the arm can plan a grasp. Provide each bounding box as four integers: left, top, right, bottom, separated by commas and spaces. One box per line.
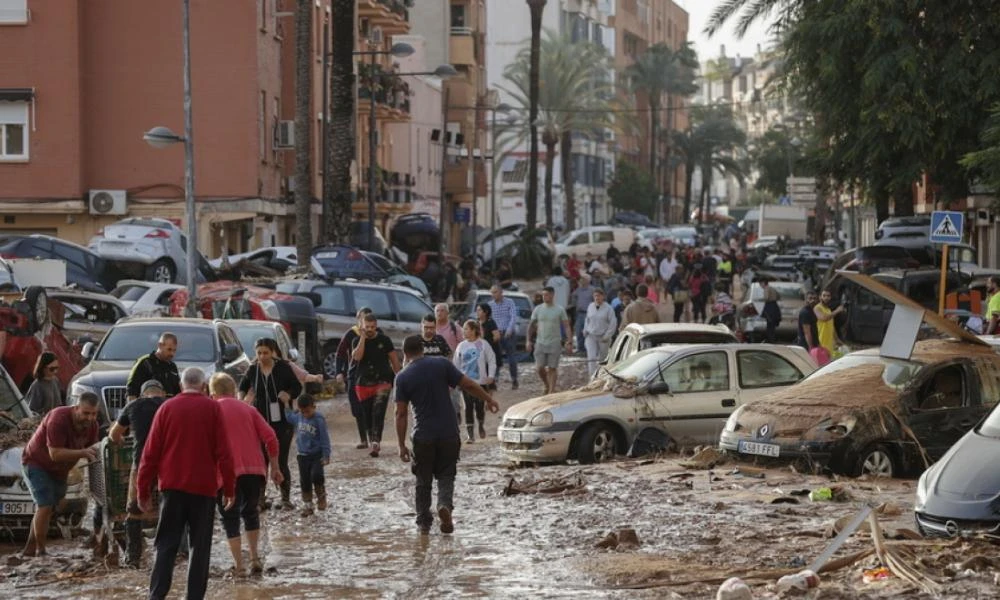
500, 430, 520, 443
738, 440, 780, 458
0, 501, 35, 515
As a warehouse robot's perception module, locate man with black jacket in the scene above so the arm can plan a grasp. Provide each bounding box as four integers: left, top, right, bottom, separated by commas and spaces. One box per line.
126, 333, 181, 402
335, 307, 374, 449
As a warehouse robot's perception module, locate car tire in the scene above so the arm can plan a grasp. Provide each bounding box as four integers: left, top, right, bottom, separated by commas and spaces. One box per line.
322, 341, 340, 380
22, 286, 49, 333
146, 259, 176, 284
576, 422, 619, 465
854, 443, 897, 478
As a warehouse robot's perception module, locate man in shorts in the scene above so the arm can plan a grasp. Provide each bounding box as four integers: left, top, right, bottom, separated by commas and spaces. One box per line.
526, 286, 572, 395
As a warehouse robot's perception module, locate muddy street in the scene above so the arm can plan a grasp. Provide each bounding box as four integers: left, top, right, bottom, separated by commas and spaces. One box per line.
1, 359, 998, 599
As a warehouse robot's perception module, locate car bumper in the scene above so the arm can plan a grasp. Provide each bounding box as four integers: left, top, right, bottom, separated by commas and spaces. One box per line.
719, 431, 837, 465
90, 240, 160, 264
0, 485, 88, 530
914, 511, 1000, 538
497, 426, 574, 462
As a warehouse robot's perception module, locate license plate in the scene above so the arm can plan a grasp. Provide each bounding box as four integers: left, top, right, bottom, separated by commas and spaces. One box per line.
0, 501, 34, 515
738, 440, 780, 458
500, 430, 520, 443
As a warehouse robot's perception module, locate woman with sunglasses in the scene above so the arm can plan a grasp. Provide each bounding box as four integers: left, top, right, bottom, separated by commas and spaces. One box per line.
238, 338, 302, 509
25, 352, 62, 416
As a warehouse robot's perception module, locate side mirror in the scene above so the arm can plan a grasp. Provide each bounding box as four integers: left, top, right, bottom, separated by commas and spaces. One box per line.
222, 343, 241, 363
81, 342, 96, 361
647, 381, 671, 395
288, 348, 301, 363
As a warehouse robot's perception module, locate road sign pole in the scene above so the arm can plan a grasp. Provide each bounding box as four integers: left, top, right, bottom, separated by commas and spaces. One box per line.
938, 243, 948, 316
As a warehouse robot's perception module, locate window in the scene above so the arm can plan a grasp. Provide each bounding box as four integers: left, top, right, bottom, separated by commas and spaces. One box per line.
0, 101, 28, 160
259, 0, 267, 31
352, 288, 392, 320
0, 0, 28, 24
219, 326, 241, 358
660, 352, 730, 393
450, 3, 465, 28
918, 366, 966, 410
737, 351, 803, 388
313, 285, 350, 315
594, 230, 614, 244
568, 232, 588, 246
396, 293, 430, 324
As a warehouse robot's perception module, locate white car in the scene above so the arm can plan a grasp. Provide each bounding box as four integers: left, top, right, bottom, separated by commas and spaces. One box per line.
89, 217, 214, 284
634, 228, 674, 251
228, 319, 305, 368
603, 323, 739, 373
497, 344, 816, 464
554, 226, 635, 259
209, 246, 325, 276
109, 279, 185, 316
46, 290, 129, 345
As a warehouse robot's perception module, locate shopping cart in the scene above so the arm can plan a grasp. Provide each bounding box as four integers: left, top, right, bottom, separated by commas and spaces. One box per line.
86, 438, 158, 562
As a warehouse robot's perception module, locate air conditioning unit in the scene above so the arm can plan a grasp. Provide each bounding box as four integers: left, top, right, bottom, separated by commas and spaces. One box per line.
370, 26, 383, 44
276, 120, 294, 148
88, 189, 127, 216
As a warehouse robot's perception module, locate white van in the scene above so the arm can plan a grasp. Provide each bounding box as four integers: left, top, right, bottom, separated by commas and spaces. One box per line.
554, 226, 635, 258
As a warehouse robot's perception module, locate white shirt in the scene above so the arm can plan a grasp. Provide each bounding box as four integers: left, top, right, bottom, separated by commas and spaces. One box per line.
545, 275, 571, 311
659, 256, 678, 282
584, 301, 617, 340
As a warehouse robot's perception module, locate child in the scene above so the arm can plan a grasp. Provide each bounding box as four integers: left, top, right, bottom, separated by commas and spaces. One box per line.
285, 394, 332, 516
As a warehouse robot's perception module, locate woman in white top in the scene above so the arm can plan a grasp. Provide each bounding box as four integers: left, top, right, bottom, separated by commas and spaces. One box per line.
453, 319, 496, 443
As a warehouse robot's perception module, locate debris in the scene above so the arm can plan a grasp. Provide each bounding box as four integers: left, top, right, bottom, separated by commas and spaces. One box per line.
770, 497, 800, 505
501, 474, 586, 496
595, 532, 618, 549
809, 505, 874, 573
716, 577, 752, 600
5, 555, 24, 567
776, 569, 819, 592
0, 417, 41, 451
679, 447, 727, 469
667, 472, 694, 480
809, 488, 833, 502
868, 511, 942, 595
594, 528, 641, 550
627, 428, 671, 458
862, 567, 892, 583
789, 489, 811, 497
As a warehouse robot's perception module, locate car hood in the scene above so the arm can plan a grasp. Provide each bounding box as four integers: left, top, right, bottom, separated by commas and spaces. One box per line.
0, 446, 23, 477
923, 431, 1000, 501
503, 380, 612, 420
73, 359, 217, 387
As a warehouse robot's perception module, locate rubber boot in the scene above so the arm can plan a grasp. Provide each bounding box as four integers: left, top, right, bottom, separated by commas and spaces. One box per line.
316, 485, 327, 511
300, 491, 314, 517
124, 520, 143, 569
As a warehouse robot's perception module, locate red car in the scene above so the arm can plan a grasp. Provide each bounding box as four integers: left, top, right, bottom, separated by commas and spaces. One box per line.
0, 287, 84, 394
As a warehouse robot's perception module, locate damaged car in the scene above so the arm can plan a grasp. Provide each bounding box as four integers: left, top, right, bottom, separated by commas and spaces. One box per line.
498, 344, 815, 465
719, 340, 1000, 478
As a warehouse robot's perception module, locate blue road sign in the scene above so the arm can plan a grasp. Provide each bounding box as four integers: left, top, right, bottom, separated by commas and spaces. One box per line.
453, 206, 471, 224
929, 210, 963, 244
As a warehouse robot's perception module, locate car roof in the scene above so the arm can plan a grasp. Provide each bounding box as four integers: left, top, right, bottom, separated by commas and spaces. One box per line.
287, 278, 423, 296
624, 322, 735, 336
48, 290, 124, 304
471, 289, 531, 300
851, 339, 996, 363
226, 319, 281, 328
115, 317, 222, 327
644, 342, 794, 354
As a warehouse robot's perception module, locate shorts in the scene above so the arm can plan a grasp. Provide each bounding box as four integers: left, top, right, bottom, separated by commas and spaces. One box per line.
534, 344, 561, 369
23, 465, 67, 508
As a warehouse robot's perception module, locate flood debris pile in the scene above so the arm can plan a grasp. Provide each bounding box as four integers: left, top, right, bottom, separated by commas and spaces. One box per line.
0, 417, 40, 451
501, 474, 587, 497
679, 446, 728, 470
595, 528, 641, 551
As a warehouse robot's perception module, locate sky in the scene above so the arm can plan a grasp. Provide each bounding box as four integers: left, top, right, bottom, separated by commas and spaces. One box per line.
675, 0, 777, 62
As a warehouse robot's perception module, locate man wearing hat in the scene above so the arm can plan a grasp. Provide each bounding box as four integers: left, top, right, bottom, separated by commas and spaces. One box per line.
109, 379, 170, 568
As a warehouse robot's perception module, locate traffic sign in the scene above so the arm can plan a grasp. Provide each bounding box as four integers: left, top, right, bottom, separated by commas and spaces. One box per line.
453, 206, 471, 224
930, 210, 963, 244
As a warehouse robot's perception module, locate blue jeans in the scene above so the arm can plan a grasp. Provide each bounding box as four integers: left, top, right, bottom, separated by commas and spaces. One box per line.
23, 465, 66, 508
574, 313, 587, 352
499, 334, 518, 384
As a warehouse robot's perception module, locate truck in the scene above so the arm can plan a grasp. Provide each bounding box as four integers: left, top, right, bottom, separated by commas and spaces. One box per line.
741, 205, 809, 240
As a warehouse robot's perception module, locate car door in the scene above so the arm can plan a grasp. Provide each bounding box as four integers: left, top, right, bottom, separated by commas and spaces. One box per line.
905, 363, 985, 460
351, 287, 398, 343
592, 230, 615, 255
735, 349, 808, 404
645, 350, 734, 445
394, 291, 433, 337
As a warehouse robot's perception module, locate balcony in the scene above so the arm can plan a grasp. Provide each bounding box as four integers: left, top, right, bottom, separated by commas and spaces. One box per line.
445, 161, 472, 193
449, 29, 476, 66
358, 0, 411, 35
446, 78, 475, 120
358, 63, 411, 121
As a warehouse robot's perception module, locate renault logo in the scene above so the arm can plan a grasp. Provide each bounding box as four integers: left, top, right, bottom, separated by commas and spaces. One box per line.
945, 520, 959, 537
758, 424, 770, 438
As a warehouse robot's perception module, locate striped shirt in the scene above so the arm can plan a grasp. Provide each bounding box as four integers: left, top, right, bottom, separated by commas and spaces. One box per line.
489, 298, 518, 336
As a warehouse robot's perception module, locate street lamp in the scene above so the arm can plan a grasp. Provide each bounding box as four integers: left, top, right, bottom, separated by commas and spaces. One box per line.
142, 0, 197, 317
489, 102, 512, 272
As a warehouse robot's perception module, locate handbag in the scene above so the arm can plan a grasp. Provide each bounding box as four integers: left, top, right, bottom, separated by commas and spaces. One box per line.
673, 289, 690, 304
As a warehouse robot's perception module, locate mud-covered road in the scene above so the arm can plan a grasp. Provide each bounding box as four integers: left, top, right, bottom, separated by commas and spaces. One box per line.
1, 358, 998, 598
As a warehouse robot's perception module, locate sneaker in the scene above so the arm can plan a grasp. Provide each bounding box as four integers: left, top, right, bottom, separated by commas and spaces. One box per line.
478, 425, 487, 439
438, 506, 454, 534
356, 442, 369, 449
317, 495, 327, 511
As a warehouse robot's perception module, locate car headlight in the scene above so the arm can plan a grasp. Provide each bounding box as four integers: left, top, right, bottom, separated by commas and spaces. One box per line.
724, 406, 745, 432
821, 415, 856, 437
69, 382, 97, 404
259, 300, 281, 320
915, 470, 929, 507
529, 411, 553, 427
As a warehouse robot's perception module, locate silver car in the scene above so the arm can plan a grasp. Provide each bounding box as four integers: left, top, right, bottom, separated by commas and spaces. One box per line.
109, 279, 185, 316
498, 344, 815, 464
89, 217, 213, 284
47, 289, 129, 345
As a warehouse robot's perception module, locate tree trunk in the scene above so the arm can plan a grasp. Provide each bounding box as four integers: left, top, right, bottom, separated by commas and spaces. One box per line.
682, 162, 695, 223
874, 187, 890, 224
293, 0, 313, 266
543, 137, 556, 228
525, 0, 547, 232
561, 131, 575, 229
649, 96, 660, 192
662, 96, 673, 225
327, 0, 355, 245
698, 160, 711, 226
892, 183, 914, 216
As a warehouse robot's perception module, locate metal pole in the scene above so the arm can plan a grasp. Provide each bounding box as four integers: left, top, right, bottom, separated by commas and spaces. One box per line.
490, 107, 497, 272
320, 17, 329, 242
182, 0, 197, 317
471, 102, 479, 238
849, 184, 857, 248
367, 51, 377, 251
438, 86, 450, 257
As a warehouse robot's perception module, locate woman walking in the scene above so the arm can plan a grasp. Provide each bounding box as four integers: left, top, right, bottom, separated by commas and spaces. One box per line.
667, 265, 690, 324
476, 303, 501, 381
238, 338, 302, 509
688, 264, 710, 323
24, 352, 62, 416
453, 320, 496, 443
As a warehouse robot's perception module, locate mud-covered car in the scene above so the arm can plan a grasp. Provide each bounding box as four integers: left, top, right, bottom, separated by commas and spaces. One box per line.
498, 344, 815, 464
0, 364, 87, 539
719, 340, 1000, 478
46, 290, 128, 345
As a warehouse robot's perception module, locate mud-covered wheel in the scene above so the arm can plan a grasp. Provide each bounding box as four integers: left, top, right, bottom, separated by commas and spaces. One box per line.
577, 423, 618, 464
855, 443, 897, 478
146, 259, 176, 283
22, 286, 49, 333
322, 342, 340, 380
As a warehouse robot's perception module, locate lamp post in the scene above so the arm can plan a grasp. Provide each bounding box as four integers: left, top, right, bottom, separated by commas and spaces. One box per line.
143, 0, 196, 317
489, 103, 512, 272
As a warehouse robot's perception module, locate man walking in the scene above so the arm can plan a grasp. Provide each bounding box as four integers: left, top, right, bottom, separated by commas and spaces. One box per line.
620, 284, 660, 330
545, 266, 571, 316
138, 367, 235, 600
488, 285, 519, 390
570, 275, 595, 354
527, 287, 572, 395
434, 303, 462, 351
335, 307, 374, 448
796, 291, 820, 353
127, 333, 181, 402
420, 313, 453, 357
21, 393, 100, 557
583, 289, 617, 376
351, 313, 401, 458
394, 336, 498, 535
109, 380, 170, 568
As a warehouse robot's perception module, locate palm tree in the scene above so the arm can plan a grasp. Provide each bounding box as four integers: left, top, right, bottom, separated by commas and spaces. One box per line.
705, 0, 800, 38
293, 0, 313, 266
524, 0, 547, 232
326, 0, 355, 245
673, 106, 747, 223
624, 43, 698, 219
499, 33, 615, 229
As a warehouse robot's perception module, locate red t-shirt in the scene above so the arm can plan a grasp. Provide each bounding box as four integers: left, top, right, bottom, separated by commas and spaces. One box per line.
21, 406, 98, 480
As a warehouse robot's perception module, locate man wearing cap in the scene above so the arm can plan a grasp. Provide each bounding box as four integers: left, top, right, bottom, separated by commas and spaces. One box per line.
109, 379, 170, 568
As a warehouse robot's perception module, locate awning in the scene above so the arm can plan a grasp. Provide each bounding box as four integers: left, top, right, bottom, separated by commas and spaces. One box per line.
0, 88, 34, 102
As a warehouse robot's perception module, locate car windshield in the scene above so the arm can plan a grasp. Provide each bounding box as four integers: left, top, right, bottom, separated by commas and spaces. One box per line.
751, 285, 803, 301
607, 350, 675, 381
0, 265, 14, 288
232, 326, 273, 357
556, 231, 574, 244
805, 354, 924, 389
110, 285, 148, 302
639, 332, 735, 349
96, 325, 217, 362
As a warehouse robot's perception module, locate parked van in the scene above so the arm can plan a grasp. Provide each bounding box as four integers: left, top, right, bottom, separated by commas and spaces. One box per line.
554, 226, 635, 258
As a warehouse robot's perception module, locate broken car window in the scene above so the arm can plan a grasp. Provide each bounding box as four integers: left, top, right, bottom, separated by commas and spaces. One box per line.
608, 349, 676, 382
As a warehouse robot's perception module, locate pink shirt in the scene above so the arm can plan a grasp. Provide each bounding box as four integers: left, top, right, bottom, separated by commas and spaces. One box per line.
437, 321, 462, 352
215, 396, 278, 486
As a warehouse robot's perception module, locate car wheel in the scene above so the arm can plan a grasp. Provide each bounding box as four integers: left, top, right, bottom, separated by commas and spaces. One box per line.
855, 444, 896, 478
577, 423, 618, 465
146, 259, 176, 283
22, 286, 49, 333
322, 342, 340, 380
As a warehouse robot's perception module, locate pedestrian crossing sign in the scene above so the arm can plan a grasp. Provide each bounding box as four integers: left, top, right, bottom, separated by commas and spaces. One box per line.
929, 211, 963, 244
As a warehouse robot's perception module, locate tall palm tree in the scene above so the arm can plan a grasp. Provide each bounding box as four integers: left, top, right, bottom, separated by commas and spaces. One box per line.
524, 0, 547, 232
705, 0, 800, 38
624, 43, 698, 219
326, 0, 355, 244
673, 106, 747, 223
499, 33, 615, 229
293, 0, 313, 266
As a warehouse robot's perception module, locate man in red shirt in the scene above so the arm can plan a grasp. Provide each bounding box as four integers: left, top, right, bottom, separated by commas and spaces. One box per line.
20, 393, 100, 557
138, 367, 235, 600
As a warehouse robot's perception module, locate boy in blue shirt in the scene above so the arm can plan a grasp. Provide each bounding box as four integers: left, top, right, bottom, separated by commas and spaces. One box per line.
285, 394, 331, 516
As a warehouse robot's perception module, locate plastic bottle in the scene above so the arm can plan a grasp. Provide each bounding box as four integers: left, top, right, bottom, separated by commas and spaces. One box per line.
776, 569, 820, 592
716, 577, 753, 600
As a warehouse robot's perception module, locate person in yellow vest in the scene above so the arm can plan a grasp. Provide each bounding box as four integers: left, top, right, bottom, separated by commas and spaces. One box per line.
814, 289, 845, 356
985, 276, 1000, 334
